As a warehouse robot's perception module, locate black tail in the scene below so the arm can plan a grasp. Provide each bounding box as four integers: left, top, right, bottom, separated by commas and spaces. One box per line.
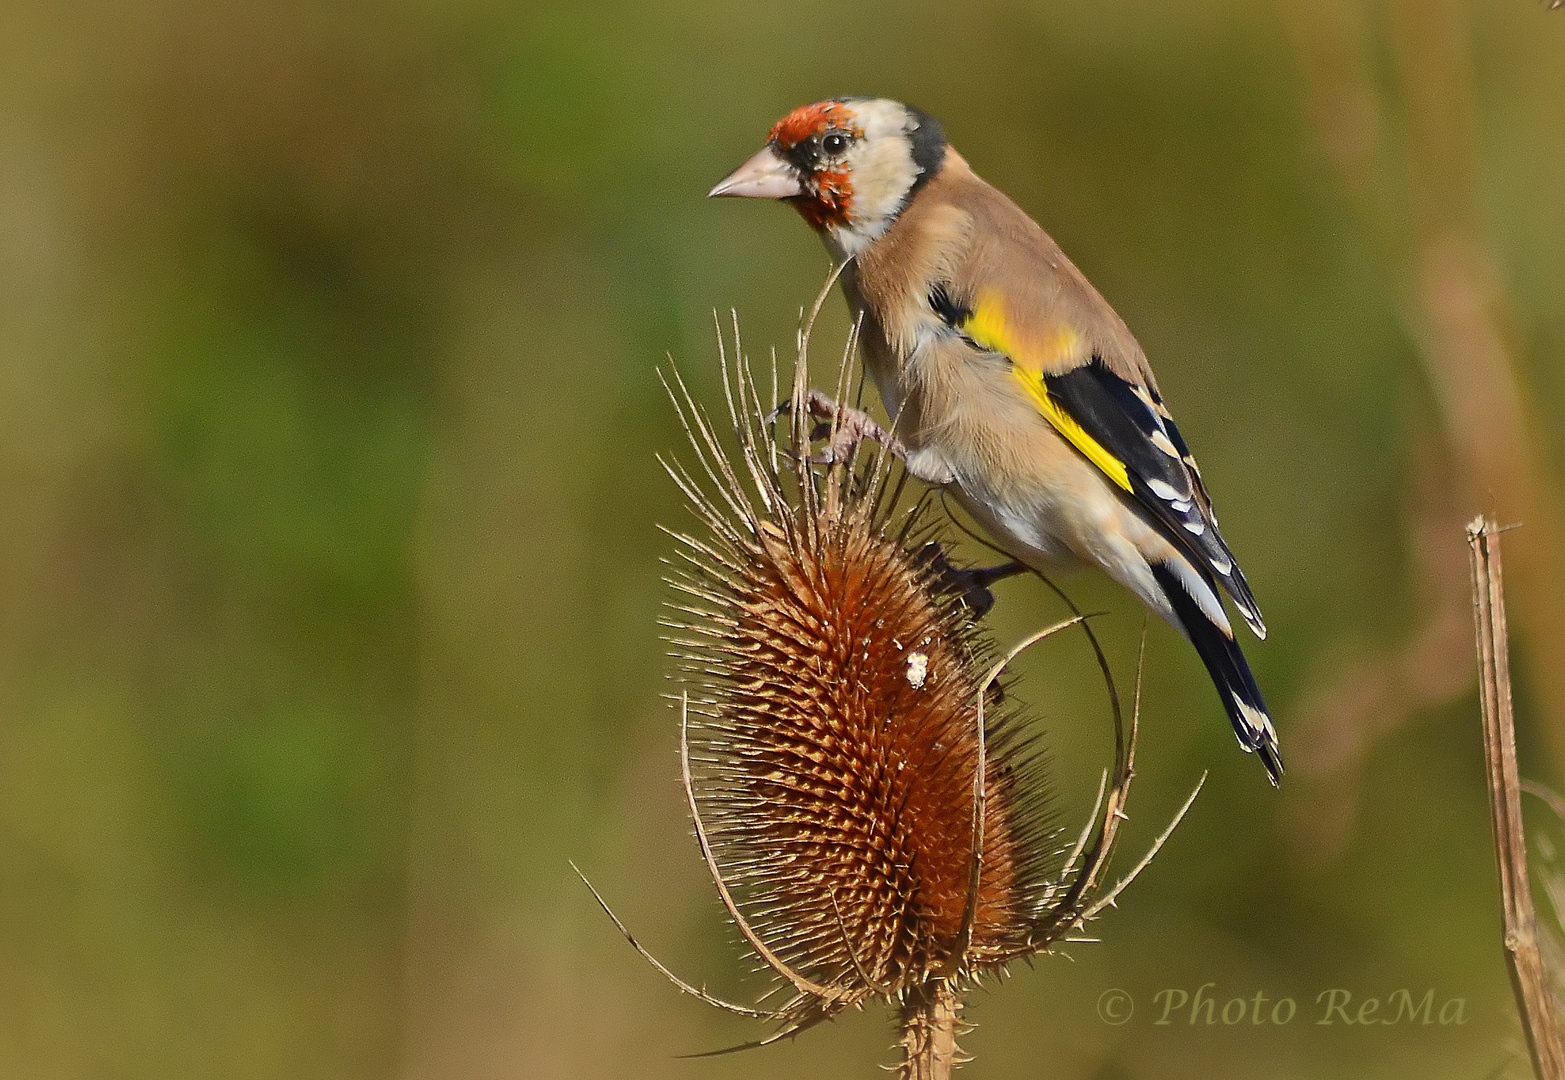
1150, 562, 1283, 785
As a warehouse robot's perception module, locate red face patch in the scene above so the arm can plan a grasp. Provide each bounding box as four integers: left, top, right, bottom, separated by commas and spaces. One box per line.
766, 100, 862, 231
793, 167, 852, 230
768, 100, 854, 148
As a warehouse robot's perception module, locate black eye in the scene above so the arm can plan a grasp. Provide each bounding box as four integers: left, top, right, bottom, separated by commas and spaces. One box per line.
821, 131, 850, 156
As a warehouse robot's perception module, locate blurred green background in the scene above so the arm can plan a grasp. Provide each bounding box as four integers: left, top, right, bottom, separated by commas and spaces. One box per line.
1, 0, 1563, 1077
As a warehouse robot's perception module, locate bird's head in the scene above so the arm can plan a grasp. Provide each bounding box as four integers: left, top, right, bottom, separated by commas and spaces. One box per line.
709, 97, 947, 257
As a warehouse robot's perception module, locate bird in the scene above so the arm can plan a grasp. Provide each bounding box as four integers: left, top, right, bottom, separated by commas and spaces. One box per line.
708, 96, 1282, 784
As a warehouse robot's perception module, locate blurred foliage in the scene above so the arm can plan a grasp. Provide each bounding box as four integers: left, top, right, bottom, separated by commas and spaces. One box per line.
0, 0, 1562, 1077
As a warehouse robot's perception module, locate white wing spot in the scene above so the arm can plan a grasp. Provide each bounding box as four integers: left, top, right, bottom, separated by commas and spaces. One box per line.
1234, 696, 1278, 742
1150, 429, 1180, 458
1148, 478, 1188, 502
1168, 557, 1232, 637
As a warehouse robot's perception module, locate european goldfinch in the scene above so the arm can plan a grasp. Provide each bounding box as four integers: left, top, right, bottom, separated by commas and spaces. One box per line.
710, 97, 1282, 784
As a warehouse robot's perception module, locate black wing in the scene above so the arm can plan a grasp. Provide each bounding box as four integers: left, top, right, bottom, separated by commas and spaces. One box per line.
1043, 356, 1267, 638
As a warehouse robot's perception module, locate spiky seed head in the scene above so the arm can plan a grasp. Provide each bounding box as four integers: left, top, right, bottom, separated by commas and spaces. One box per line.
662, 352, 1060, 1023
610, 310, 1200, 1071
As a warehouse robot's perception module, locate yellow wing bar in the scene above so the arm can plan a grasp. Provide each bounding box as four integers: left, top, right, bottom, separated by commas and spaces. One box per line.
960, 295, 1133, 493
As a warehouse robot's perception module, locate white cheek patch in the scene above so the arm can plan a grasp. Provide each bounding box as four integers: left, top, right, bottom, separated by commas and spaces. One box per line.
824, 99, 925, 252
845, 141, 919, 233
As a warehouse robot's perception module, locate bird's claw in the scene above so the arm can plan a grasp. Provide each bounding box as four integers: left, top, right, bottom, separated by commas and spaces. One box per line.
763, 398, 793, 428
807, 421, 866, 466
768, 390, 905, 466
913, 544, 1026, 620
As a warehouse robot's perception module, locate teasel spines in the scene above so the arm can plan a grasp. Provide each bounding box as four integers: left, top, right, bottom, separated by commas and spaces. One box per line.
659, 330, 1062, 1027
575, 299, 1203, 1079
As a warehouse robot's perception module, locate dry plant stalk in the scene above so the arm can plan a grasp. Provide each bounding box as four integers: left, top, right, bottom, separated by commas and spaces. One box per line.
577, 284, 1202, 1078
1467, 517, 1565, 1080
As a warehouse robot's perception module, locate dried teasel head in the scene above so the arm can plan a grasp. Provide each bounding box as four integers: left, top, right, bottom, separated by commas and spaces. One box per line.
666, 374, 1058, 972
577, 289, 1202, 1075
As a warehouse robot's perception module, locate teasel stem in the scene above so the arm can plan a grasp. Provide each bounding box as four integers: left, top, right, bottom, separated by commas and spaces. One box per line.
898, 979, 963, 1080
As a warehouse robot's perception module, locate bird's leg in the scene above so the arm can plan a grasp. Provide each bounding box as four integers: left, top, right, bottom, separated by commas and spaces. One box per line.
913, 543, 1027, 620
769, 391, 958, 484
769, 389, 909, 466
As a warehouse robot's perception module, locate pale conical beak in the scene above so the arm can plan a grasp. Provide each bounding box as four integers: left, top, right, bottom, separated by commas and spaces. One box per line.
707, 145, 804, 199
